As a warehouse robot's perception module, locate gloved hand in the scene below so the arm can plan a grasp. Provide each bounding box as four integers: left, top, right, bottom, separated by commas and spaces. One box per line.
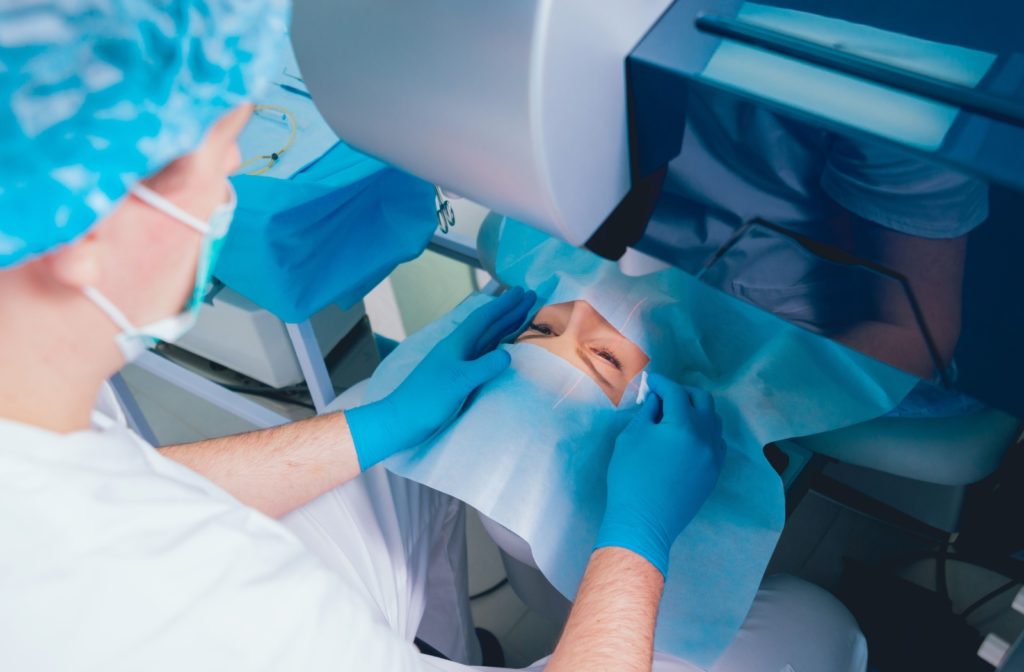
595, 374, 726, 577
347, 287, 536, 471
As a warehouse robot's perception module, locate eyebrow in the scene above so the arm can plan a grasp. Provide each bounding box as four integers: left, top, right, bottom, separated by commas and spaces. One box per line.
575, 345, 613, 390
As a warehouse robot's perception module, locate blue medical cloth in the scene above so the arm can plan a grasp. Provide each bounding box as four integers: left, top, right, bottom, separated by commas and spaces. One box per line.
215, 143, 436, 322
363, 219, 917, 667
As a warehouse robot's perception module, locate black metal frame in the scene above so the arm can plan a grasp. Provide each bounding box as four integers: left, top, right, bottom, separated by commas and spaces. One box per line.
699, 218, 951, 387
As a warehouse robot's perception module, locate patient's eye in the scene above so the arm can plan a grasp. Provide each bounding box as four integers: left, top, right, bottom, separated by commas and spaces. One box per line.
593, 347, 623, 371
526, 322, 556, 336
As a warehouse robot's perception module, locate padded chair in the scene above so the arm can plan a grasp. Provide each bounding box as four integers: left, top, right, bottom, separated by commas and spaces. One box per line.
787, 408, 1021, 533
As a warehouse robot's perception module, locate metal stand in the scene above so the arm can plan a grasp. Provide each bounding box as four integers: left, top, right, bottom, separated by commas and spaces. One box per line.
108, 372, 159, 446
132, 349, 293, 431
116, 317, 338, 440
285, 320, 336, 414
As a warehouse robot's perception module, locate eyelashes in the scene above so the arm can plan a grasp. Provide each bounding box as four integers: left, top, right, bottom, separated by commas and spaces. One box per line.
525, 322, 624, 371
592, 347, 624, 371
526, 321, 555, 336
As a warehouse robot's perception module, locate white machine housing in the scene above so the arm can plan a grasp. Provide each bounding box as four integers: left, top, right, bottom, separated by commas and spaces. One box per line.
292, 0, 675, 247
177, 287, 366, 389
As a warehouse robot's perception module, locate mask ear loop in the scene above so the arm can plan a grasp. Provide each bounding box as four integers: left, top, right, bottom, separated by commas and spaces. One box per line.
82, 286, 139, 334
130, 183, 210, 234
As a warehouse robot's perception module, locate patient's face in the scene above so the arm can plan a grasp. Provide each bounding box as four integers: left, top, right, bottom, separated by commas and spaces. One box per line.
516, 301, 650, 404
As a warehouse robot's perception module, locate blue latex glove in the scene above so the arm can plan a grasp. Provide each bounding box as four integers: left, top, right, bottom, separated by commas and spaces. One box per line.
595, 374, 726, 577
347, 287, 536, 470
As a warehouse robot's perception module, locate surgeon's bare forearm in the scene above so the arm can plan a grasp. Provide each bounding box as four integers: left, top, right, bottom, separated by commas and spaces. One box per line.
161, 412, 361, 518
546, 547, 664, 672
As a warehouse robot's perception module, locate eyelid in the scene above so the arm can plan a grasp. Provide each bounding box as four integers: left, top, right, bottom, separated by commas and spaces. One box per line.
525, 321, 558, 337
591, 346, 624, 372
574, 345, 614, 390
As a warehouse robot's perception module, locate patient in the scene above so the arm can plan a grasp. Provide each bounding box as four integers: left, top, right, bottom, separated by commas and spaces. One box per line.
371, 217, 916, 668
517, 301, 649, 404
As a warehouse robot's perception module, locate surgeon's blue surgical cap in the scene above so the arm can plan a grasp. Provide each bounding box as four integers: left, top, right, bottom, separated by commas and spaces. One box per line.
0, 0, 290, 268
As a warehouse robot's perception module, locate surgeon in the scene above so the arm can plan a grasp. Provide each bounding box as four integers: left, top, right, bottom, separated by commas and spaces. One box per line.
0, 3, 725, 671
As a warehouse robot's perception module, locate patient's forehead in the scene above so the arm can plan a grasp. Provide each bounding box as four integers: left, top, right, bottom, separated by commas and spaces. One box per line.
538, 300, 629, 337
534, 300, 650, 361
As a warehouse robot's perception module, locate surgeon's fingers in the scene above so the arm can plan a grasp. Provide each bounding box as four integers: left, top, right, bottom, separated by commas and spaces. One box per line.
644, 373, 692, 423
452, 287, 525, 350
633, 391, 663, 426
711, 430, 727, 467
455, 349, 512, 395
687, 387, 716, 415
474, 290, 535, 355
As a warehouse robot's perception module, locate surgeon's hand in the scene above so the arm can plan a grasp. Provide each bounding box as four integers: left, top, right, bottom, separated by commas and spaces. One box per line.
347, 287, 536, 471
595, 374, 726, 578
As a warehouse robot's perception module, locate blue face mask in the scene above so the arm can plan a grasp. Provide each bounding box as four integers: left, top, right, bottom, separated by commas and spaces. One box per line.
83, 183, 236, 363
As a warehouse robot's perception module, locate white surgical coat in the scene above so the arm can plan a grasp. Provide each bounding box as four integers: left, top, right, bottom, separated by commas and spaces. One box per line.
0, 390, 454, 671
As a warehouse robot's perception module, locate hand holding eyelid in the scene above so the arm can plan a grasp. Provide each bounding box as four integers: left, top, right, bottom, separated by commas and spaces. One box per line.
346, 287, 535, 471
452, 286, 536, 356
